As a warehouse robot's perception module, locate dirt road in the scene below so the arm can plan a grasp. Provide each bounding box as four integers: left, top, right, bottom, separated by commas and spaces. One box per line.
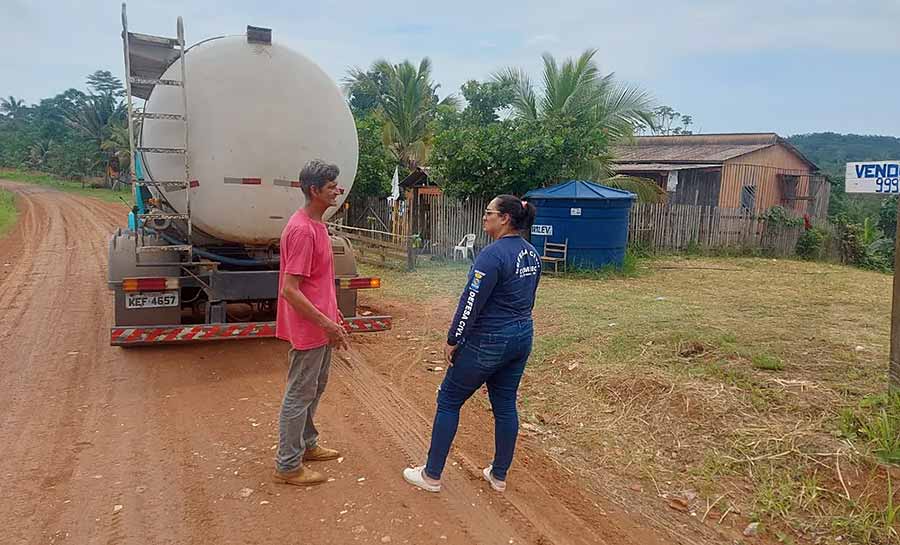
0, 182, 680, 545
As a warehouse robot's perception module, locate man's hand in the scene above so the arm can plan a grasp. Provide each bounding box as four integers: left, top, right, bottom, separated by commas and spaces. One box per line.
324, 319, 349, 350
444, 343, 458, 366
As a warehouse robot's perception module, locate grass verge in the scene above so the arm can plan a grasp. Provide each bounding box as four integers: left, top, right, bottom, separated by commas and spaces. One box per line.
0, 188, 16, 236
0, 169, 131, 205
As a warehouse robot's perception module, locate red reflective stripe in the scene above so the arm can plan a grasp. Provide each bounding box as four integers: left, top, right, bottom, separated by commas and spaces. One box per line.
241, 178, 261, 185
182, 326, 203, 340
190, 179, 200, 188
112, 322, 282, 344
145, 328, 165, 342
290, 181, 300, 188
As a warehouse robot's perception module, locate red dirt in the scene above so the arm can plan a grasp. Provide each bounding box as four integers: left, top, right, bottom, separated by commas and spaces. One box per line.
0, 181, 707, 544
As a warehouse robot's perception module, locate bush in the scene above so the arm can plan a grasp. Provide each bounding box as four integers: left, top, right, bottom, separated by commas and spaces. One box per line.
761, 206, 803, 228
796, 228, 826, 260
836, 219, 893, 272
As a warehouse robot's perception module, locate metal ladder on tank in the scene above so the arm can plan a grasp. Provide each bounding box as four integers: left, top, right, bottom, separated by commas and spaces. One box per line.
121, 3, 193, 264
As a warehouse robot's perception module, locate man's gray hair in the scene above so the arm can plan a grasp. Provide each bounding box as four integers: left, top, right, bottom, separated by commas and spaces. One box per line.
299, 159, 340, 197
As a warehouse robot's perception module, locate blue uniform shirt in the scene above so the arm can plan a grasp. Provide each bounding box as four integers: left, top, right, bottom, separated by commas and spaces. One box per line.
447, 236, 542, 345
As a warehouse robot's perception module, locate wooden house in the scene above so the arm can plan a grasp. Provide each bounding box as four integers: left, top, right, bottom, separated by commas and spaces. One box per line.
613, 133, 829, 218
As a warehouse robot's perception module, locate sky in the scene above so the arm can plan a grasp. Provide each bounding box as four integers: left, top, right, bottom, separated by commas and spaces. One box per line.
3, 0, 899, 137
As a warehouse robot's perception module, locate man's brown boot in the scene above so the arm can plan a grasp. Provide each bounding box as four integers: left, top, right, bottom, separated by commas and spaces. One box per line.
303, 445, 341, 462
273, 465, 327, 486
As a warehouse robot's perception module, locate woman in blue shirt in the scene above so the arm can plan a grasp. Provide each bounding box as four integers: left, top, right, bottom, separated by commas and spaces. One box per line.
403, 194, 541, 493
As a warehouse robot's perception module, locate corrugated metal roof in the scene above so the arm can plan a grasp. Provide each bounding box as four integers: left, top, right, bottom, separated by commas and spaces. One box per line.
614, 163, 721, 172
613, 142, 773, 163
524, 180, 635, 200
611, 133, 818, 170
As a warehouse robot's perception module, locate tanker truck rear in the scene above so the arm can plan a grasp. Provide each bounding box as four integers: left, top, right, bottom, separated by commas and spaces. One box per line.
107, 6, 390, 346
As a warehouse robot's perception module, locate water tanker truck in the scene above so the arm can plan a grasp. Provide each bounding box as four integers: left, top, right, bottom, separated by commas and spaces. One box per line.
107, 5, 390, 345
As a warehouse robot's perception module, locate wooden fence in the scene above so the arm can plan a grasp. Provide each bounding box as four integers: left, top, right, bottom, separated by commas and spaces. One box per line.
342, 196, 832, 259
327, 222, 416, 270
628, 204, 828, 256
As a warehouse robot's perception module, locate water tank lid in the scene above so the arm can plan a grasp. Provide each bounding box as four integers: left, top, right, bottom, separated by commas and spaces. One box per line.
247, 26, 272, 45
524, 180, 635, 201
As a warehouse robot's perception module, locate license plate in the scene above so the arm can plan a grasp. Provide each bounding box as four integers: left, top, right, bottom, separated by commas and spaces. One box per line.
126, 291, 179, 309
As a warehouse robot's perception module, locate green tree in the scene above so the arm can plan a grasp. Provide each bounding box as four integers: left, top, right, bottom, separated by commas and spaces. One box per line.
649, 105, 693, 135
459, 79, 514, 124
65, 92, 125, 173
431, 115, 608, 198
353, 113, 393, 197
495, 49, 655, 178
343, 66, 390, 117
496, 49, 654, 132
86, 70, 125, 97
0, 96, 28, 120
345, 58, 457, 169
602, 175, 668, 203
101, 118, 133, 173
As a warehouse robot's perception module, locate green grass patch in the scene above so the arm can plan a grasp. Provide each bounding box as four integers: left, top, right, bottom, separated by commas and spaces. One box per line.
752, 354, 785, 371
0, 189, 16, 236
0, 169, 131, 205
840, 392, 900, 465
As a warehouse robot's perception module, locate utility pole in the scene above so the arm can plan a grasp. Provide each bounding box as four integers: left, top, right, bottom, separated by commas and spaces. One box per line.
889, 196, 900, 390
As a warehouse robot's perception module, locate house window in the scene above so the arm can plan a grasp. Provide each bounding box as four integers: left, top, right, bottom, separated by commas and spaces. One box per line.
740, 185, 757, 210
781, 174, 799, 202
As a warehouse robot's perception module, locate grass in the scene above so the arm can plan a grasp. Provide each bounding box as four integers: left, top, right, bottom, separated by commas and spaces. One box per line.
360, 254, 900, 543
752, 354, 785, 371
0, 189, 16, 236
0, 168, 132, 205
841, 392, 900, 465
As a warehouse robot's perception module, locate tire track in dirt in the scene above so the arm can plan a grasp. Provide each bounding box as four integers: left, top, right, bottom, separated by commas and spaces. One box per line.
0, 185, 115, 542
353, 306, 681, 545
334, 346, 616, 545
0, 183, 198, 544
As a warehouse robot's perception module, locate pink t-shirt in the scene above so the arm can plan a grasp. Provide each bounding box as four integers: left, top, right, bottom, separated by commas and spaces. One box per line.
275, 209, 338, 350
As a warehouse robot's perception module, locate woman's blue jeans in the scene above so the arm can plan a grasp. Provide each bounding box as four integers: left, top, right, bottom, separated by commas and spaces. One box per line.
425, 319, 533, 481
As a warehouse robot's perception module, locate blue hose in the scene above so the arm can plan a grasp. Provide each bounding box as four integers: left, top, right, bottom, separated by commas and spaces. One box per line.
158, 232, 278, 266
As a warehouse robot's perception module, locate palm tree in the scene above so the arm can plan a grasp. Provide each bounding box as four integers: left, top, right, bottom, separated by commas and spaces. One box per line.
1, 96, 27, 120
345, 58, 457, 169
601, 175, 668, 203
495, 49, 655, 137
63, 92, 126, 176
101, 118, 134, 176
495, 49, 662, 199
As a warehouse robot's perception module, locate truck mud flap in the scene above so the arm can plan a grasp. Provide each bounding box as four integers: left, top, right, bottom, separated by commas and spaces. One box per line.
110, 316, 392, 346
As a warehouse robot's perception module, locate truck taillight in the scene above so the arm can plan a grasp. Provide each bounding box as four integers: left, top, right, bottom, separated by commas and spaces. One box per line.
122, 277, 179, 292
338, 277, 381, 289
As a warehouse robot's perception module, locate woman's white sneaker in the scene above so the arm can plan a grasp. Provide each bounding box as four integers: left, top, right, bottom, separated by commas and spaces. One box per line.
482, 465, 507, 492
402, 465, 441, 493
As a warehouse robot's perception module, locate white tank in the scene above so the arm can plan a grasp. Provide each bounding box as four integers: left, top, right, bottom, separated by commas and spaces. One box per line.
141, 35, 358, 244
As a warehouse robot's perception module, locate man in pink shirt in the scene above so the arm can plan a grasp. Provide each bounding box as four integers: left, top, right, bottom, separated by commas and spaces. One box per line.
274, 159, 349, 486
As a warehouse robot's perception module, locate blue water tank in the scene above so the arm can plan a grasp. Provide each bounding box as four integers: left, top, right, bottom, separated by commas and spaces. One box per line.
524, 180, 635, 269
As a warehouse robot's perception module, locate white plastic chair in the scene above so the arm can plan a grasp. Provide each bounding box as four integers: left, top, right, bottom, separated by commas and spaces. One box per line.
452, 234, 476, 261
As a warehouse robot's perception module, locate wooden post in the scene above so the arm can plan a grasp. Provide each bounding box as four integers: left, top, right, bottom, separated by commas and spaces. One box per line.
890, 196, 900, 390
406, 235, 416, 272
